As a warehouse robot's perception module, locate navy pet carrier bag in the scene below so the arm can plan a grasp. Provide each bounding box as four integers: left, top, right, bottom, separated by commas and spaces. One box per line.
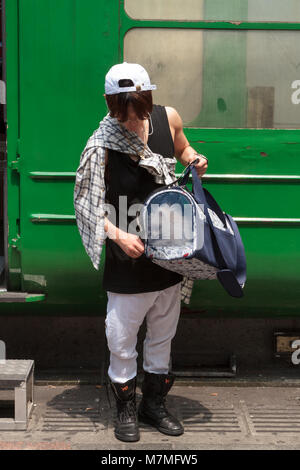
139, 159, 247, 298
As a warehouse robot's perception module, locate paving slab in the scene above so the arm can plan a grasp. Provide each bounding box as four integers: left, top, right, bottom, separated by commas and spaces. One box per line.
1, 383, 300, 450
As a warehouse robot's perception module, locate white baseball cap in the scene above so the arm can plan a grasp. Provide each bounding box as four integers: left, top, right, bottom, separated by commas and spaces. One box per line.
105, 62, 157, 95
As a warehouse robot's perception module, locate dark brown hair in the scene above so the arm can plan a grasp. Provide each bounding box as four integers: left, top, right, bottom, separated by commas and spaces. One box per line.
105, 80, 153, 122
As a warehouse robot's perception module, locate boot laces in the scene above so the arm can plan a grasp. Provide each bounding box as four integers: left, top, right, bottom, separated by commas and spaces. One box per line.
148, 396, 168, 418
117, 398, 137, 423
156, 396, 167, 409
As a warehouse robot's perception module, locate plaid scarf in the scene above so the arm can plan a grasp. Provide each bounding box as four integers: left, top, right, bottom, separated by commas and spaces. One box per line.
73, 113, 194, 304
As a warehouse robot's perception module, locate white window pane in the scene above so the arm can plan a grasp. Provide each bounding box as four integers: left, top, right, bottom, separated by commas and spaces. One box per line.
247, 0, 300, 21
246, 30, 300, 129
124, 29, 203, 124
125, 0, 204, 21
124, 28, 300, 129
125, 0, 300, 22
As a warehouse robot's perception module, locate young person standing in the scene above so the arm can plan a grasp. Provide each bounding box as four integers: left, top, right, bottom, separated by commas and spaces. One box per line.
75, 62, 208, 442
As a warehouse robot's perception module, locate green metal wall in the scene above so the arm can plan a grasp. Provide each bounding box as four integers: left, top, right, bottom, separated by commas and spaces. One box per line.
3, 0, 300, 317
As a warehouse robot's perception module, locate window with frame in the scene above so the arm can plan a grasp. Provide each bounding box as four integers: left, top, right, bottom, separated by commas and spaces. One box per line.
124, 28, 300, 129
125, 0, 300, 22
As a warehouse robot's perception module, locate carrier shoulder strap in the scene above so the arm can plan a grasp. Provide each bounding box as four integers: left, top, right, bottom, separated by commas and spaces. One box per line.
183, 163, 246, 297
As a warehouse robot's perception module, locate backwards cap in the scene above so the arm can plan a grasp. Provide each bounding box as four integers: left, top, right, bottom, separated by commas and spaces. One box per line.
105, 62, 157, 95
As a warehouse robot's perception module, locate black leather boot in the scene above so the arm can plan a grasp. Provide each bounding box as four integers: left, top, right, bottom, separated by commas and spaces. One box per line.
138, 371, 184, 436
110, 377, 140, 442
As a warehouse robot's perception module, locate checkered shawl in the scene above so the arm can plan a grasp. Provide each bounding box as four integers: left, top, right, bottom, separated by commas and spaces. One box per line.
73, 113, 194, 304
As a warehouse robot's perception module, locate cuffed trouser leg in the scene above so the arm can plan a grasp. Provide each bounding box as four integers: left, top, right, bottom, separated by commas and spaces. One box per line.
105, 282, 181, 384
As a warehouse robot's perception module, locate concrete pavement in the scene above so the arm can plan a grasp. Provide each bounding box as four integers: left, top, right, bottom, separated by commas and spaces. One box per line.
1, 378, 300, 450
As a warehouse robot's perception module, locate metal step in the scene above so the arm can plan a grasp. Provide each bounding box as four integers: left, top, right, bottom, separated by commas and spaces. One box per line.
0, 360, 34, 431
0, 290, 46, 302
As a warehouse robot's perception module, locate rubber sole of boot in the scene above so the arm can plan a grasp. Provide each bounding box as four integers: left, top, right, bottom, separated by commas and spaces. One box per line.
114, 430, 140, 442
138, 412, 184, 436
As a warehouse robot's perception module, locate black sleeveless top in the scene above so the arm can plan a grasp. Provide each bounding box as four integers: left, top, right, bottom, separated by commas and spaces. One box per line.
102, 104, 183, 294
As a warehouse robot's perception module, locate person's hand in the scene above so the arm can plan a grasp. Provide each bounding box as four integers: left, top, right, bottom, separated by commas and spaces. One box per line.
116, 231, 145, 258
193, 154, 208, 177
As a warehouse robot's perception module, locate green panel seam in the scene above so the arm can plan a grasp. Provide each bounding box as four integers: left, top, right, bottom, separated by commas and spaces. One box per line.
5, 0, 22, 289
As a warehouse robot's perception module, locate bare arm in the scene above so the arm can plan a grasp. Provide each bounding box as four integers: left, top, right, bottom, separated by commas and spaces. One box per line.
165, 106, 208, 177
104, 217, 144, 258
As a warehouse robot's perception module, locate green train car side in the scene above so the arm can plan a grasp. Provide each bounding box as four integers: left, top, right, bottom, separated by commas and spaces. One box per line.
1, 0, 300, 317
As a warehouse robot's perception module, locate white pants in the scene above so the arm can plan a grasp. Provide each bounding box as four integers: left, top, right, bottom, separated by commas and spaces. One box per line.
105, 282, 181, 384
